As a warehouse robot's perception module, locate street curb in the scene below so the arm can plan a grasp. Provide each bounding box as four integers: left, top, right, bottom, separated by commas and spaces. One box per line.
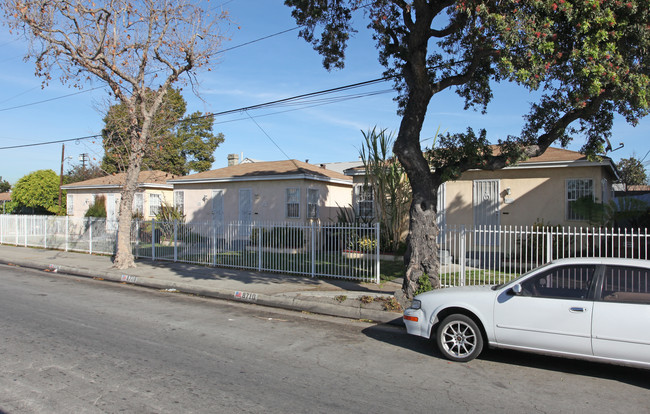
1, 258, 405, 326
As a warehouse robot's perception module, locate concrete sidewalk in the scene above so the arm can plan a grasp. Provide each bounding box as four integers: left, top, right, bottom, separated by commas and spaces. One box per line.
0, 244, 405, 324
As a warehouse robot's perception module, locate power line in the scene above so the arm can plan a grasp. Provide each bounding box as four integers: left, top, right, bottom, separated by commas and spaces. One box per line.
0, 26, 301, 113
0, 86, 106, 112
0, 79, 393, 150
0, 134, 101, 150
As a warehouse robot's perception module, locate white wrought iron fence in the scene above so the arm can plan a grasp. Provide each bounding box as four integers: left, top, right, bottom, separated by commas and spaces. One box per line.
0, 215, 381, 283
2, 215, 647, 287
438, 225, 649, 286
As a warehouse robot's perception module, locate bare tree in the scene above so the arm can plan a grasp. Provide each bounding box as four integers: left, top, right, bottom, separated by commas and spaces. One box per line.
3, 0, 229, 268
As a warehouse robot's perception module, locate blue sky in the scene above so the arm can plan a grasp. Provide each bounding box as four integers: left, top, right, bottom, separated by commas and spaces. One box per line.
0, 0, 648, 185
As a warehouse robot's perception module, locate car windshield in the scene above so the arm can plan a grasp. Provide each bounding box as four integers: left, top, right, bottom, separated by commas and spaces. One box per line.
490, 262, 554, 290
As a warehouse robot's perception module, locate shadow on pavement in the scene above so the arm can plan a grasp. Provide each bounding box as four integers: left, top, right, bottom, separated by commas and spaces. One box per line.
363, 321, 650, 389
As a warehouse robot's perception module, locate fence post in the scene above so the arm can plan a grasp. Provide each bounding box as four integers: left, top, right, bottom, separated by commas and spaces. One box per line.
65, 216, 69, 251
212, 221, 217, 267
24, 215, 27, 247
173, 219, 178, 262
546, 228, 553, 263
44, 217, 47, 249
257, 223, 263, 271
459, 225, 466, 286
151, 219, 156, 261
375, 222, 380, 284
310, 222, 316, 278
88, 218, 93, 254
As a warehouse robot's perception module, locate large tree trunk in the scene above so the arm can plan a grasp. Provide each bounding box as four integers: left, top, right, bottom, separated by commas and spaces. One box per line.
402, 182, 441, 297
393, 89, 441, 298
113, 132, 146, 269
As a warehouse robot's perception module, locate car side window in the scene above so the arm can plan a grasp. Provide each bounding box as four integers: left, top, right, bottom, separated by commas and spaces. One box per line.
520, 265, 596, 300
600, 266, 650, 305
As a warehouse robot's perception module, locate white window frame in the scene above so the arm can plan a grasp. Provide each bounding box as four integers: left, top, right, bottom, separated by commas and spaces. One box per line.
149, 193, 162, 217
66, 194, 73, 216
307, 188, 319, 219
174, 190, 184, 215
133, 193, 144, 216
566, 178, 594, 221
286, 188, 300, 218
356, 185, 374, 219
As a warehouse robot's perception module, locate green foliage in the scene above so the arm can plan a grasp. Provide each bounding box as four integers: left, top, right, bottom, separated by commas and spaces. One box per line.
617, 156, 648, 188
360, 127, 411, 253
0, 176, 10, 193
570, 196, 607, 226
102, 88, 224, 175
85, 195, 107, 218
415, 274, 434, 296
154, 203, 186, 241
286, 0, 650, 295
347, 235, 376, 253
12, 169, 62, 215
335, 203, 372, 225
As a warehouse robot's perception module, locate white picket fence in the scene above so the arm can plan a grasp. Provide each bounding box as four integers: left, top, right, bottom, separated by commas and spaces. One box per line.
1, 215, 648, 287
0, 215, 381, 283
437, 225, 649, 286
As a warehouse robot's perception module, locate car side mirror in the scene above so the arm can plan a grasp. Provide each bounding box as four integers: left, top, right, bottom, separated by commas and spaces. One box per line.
511, 284, 523, 295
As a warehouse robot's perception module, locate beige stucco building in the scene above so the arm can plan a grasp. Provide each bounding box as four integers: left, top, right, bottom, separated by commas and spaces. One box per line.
167, 160, 353, 224
345, 147, 618, 228
61, 170, 176, 221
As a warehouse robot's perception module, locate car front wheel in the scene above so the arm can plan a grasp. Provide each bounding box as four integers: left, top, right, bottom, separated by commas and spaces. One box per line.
436, 314, 483, 362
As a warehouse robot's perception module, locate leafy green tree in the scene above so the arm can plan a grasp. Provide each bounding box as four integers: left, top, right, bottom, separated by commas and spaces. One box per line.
102, 88, 224, 176
12, 170, 62, 215
0, 176, 10, 193
617, 156, 648, 190
286, 1, 650, 297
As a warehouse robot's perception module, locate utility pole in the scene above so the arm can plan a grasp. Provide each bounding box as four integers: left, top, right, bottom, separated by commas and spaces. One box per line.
79, 153, 89, 173
58, 144, 65, 214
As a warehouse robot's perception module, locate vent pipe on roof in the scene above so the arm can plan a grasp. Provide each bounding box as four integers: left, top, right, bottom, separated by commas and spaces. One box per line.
227, 153, 240, 166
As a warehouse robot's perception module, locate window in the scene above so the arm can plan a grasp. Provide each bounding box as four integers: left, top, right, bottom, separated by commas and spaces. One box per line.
356, 185, 374, 218
601, 266, 650, 304
174, 191, 184, 215
566, 179, 594, 221
66, 194, 73, 215
149, 193, 162, 217
133, 193, 144, 216
307, 189, 319, 219
520, 265, 596, 300
286, 188, 300, 218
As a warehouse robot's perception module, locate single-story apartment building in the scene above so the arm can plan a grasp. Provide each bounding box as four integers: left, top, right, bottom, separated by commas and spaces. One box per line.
167, 160, 353, 224
345, 147, 619, 228
61, 170, 176, 221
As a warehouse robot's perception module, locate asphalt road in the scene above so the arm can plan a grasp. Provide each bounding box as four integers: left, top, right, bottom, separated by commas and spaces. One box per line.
1, 264, 649, 414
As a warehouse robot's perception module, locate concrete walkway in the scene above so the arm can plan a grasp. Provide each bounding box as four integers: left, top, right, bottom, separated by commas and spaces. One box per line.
0, 244, 405, 324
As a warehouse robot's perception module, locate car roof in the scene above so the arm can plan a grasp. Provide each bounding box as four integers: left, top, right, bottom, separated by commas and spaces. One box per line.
549, 257, 650, 268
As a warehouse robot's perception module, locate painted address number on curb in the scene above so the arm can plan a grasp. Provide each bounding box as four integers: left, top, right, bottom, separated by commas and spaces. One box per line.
121, 274, 137, 284
234, 291, 258, 301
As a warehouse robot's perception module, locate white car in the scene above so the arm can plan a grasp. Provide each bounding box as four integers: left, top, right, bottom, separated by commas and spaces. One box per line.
403, 257, 650, 369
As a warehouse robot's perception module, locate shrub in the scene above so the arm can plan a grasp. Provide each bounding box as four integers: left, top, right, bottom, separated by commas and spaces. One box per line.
85, 195, 107, 218
415, 274, 434, 295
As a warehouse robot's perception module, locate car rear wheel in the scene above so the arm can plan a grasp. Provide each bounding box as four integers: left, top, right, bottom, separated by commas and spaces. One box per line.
436, 314, 483, 362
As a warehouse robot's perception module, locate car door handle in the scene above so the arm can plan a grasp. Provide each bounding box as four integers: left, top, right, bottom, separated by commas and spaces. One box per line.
569, 307, 587, 313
